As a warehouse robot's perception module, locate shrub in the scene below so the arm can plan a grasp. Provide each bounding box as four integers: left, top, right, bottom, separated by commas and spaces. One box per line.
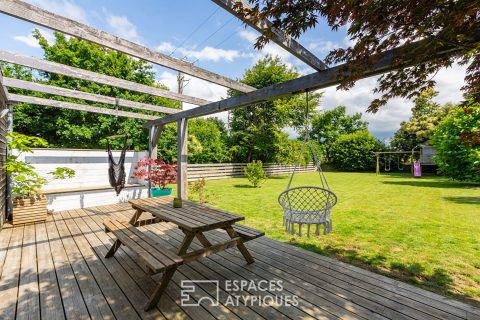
432, 104, 480, 182
3, 132, 75, 197
132, 157, 177, 189
189, 178, 209, 203
330, 130, 383, 171
244, 160, 267, 187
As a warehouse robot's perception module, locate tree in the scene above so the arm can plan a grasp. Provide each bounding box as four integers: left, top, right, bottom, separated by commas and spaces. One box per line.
234, 1, 480, 111
7, 30, 179, 150
188, 118, 229, 163
156, 118, 229, 164
432, 103, 480, 182
229, 55, 320, 163
391, 88, 453, 150
330, 130, 383, 171
309, 106, 368, 161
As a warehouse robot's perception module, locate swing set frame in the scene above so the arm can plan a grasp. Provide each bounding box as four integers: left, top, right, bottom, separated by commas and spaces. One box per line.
374, 150, 420, 176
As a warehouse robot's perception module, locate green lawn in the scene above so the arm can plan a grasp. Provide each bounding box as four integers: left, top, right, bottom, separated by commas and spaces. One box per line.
187, 172, 480, 306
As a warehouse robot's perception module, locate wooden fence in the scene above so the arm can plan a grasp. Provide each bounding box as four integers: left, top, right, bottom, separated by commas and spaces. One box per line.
188, 163, 316, 181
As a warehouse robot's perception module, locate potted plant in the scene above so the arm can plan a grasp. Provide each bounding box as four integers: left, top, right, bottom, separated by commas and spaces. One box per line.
132, 157, 177, 197
4, 133, 75, 224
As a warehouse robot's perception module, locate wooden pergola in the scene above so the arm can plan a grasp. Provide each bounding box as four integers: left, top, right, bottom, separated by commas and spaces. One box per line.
0, 0, 461, 202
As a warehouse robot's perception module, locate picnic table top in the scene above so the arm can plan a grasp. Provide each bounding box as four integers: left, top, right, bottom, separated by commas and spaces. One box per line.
129, 196, 244, 232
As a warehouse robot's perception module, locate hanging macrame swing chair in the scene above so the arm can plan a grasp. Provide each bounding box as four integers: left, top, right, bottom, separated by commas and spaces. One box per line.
106, 101, 129, 196
106, 134, 129, 196
278, 91, 338, 237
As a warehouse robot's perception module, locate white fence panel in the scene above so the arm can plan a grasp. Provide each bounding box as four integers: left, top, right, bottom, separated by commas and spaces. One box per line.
20, 148, 148, 190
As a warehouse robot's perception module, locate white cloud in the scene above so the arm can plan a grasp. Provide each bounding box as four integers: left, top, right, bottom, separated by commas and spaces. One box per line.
157, 71, 227, 103
320, 63, 467, 138
156, 42, 241, 63
157, 70, 229, 122
180, 47, 240, 62
13, 35, 40, 48
25, 0, 87, 22
106, 15, 140, 42
307, 40, 339, 56
156, 42, 175, 53
238, 30, 294, 68
13, 28, 55, 48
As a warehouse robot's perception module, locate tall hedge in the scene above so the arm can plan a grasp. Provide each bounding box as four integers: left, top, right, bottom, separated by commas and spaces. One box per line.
432, 104, 480, 182
330, 130, 382, 171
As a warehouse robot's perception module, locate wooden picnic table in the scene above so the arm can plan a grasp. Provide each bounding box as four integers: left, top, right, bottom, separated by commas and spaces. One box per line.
104, 196, 264, 310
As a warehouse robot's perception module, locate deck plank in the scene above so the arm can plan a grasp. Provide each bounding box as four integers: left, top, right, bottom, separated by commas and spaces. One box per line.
0, 225, 24, 319
58, 210, 141, 320
0, 226, 13, 280
35, 222, 65, 320
51, 211, 115, 319
0, 202, 479, 320
17, 223, 41, 320
44, 217, 93, 319
66, 208, 170, 320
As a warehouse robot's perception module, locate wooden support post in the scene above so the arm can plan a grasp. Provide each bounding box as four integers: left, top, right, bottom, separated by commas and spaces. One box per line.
6, 103, 13, 221
224, 226, 255, 264
411, 150, 415, 176
144, 266, 177, 311
376, 153, 380, 176
177, 118, 188, 200
105, 239, 122, 258
177, 231, 195, 255
0, 71, 11, 226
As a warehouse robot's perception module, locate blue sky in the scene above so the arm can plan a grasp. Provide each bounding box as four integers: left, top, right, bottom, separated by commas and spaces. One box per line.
0, 0, 467, 141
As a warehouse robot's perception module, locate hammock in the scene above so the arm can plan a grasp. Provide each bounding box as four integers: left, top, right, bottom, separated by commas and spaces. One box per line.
278, 91, 338, 237
106, 136, 128, 195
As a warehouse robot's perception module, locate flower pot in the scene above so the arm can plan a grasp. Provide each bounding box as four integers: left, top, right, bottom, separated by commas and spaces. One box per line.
173, 198, 182, 208
12, 194, 48, 225
151, 187, 172, 197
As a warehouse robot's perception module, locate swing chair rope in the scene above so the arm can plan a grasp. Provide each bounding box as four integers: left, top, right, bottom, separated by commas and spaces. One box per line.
286, 90, 329, 190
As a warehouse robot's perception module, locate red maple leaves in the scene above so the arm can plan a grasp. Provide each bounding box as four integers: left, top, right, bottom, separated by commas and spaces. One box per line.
132, 157, 177, 189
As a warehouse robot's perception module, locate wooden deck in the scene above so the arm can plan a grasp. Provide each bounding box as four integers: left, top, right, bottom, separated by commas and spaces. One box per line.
0, 203, 479, 320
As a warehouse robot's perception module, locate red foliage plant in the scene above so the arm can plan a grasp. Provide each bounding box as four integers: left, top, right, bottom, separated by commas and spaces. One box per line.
132, 157, 177, 189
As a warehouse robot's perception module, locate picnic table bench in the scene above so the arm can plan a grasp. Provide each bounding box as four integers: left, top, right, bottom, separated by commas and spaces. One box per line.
104, 196, 264, 311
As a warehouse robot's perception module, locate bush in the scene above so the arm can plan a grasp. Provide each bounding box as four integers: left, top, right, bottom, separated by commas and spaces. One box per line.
244, 160, 267, 187
330, 130, 383, 171
4, 132, 75, 197
189, 178, 209, 203
432, 104, 480, 182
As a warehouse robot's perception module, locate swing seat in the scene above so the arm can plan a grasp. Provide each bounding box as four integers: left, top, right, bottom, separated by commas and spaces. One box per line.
278, 186, 337, 236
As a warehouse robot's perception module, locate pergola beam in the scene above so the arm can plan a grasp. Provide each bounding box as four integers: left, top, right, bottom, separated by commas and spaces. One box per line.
0, 50, 209, 106
144, 39, 460, 129
3, 77, 180, 114
0, 0, 255, 93
8, 94, 157, 120
211, 0, 328, 71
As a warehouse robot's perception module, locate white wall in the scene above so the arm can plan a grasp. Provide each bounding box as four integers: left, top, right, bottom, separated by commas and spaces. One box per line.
16, 148, 149, 212
19, 148, 148, 190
